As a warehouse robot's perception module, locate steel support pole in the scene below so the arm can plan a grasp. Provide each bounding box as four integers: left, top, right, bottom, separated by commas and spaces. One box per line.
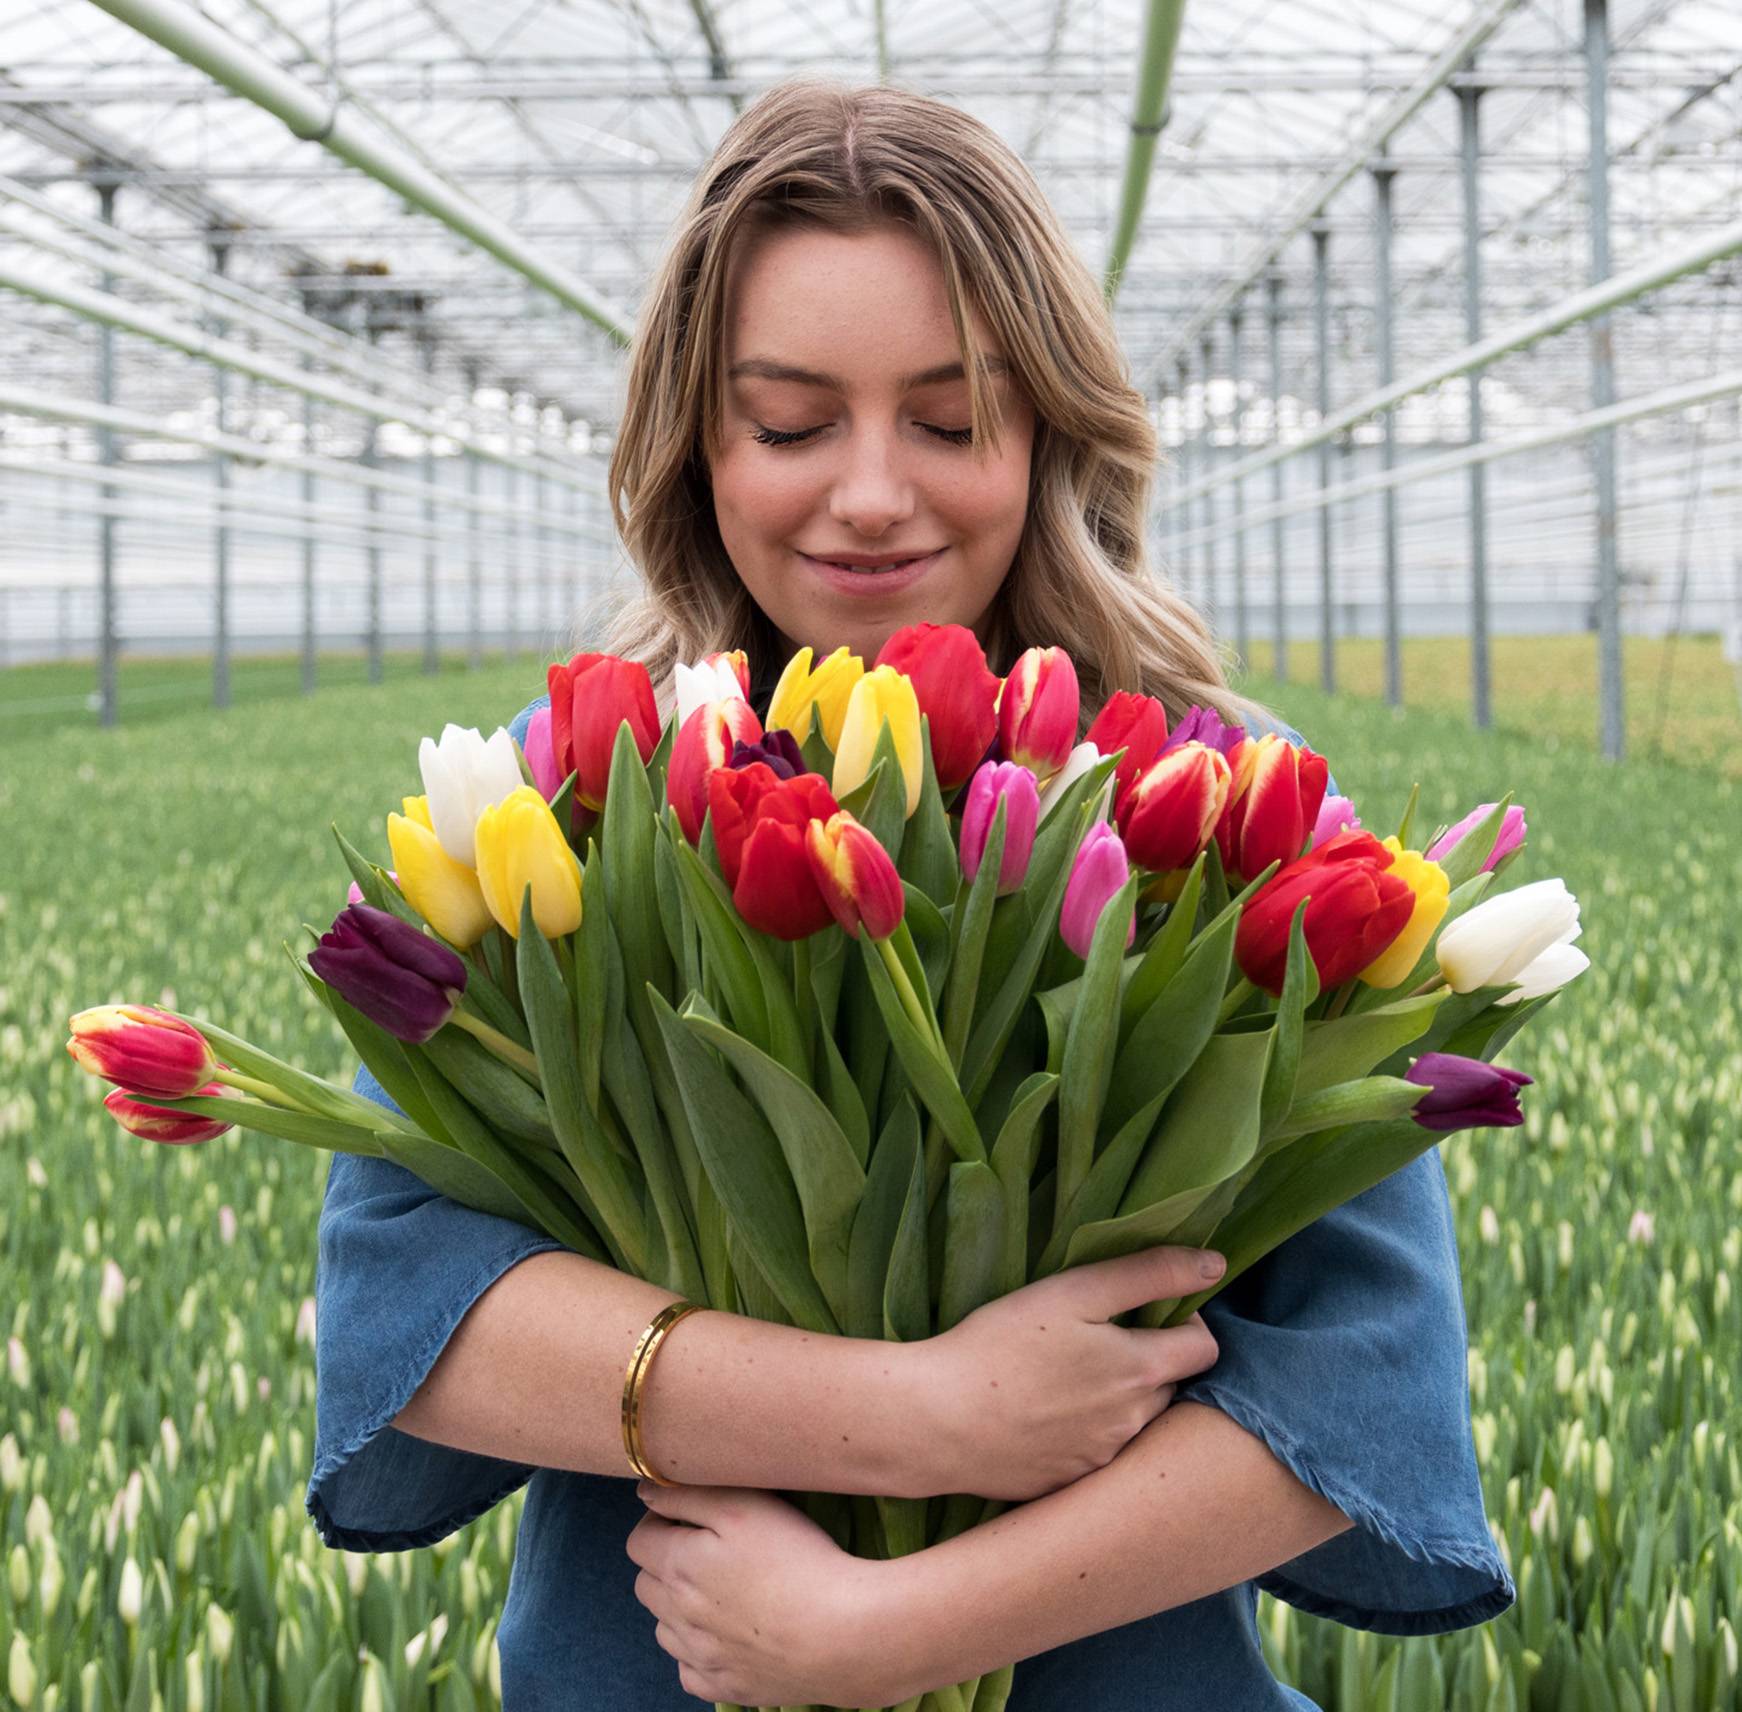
1175, 358, 1192, 597
363, 321, 382, 686
1373, 158, 1403, 708
300, 375, 316, 693
465, 361, 483, 669
422, 337, 439, 675
1312, 224, 1335, 694
506, 458, 521, 663
1228, 306, 1250, 668
1586, 0, 1624, 760
209, 236, 231, 710
1458, 86, 1493, 729
96, 182, 120, 728
537, 469, 551, 651
1200, 331, 1218, 626
1267, 273, 1288, 683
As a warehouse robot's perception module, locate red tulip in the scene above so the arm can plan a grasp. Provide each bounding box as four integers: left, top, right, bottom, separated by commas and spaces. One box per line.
706, 765, 842, 939
1235, 829, 1416, 995
66, 1004, 216, 1097
667, 698, 764, 845
1215, 733, 1330, 886
1085, 691, 1170, 807
874, 623, 1000, 790
997, 646, 1079, 779
1116, 741, 1232, 874
105, 1078, 240, 1145
546, 652, 660, 811
806, 812, 905, 940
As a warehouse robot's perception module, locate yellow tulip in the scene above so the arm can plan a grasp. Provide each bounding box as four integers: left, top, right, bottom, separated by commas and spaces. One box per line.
387, 795, 495, 947
1357, 836, 1451, 988
472, 786, 584, 940
766, 645, 864, 749
832, 665, 923, 819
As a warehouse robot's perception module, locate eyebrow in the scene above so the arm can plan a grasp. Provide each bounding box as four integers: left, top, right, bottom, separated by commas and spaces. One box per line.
728, 355, 1009, 391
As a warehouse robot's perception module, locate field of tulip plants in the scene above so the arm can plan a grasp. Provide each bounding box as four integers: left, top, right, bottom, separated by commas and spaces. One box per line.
2, 659, 1738, 1711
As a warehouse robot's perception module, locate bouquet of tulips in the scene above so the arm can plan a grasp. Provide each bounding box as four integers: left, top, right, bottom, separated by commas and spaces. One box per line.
67, 624, 1587, 1712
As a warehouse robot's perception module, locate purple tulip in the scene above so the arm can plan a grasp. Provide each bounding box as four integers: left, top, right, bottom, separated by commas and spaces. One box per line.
1404, 1052, 1533, 1132
728, 729, 805, 780
960, 761, 1040, 895
1426, 802, 1527, 871
1310, 794, 1361, 849
1060, 822, 1135, 959
1160, 705, 1246, 760
309, 904, 467, 1043
525, 705, 563, 801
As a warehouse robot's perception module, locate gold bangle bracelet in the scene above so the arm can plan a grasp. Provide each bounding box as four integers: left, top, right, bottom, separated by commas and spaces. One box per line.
621, 1300, 705, 1486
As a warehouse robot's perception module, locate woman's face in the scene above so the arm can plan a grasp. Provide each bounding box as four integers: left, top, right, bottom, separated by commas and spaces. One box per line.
708, 222, 1036, 667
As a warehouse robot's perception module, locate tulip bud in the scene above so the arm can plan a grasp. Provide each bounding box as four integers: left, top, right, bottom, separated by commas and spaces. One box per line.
1036, 743, 1109, 826
667, 699, 763, 846
998, 646, 1079, 779
766, 645, 864, 748
707, 765, 841, 940
1214, 733, 1329, 885
1160, 704, 1246, 763
387, 795, 494, 948
833, 666, 924, 818
1426, 802, 1528, 871
473, 787, 585, 940
1435, 877, 1581, 994
1117, 742, 1232, 875
103, 1078, 240, 1147
704, 649, 751, 699
66, 1006, 216, 1098
874, 623, 1000, 789
674, 655, 751, 727
1356, 839, 1451, 989
1084, 691, 1169, 806
117, 1557, 142, 1627
1404, 1053, 1533, 1132
308, 904, 468, 1042
522, 705, 563, 802
346, 872, 398, 907
546, 652, 661, 811
727, 730, 805, 779
8, 1635, 35, 1710
960, 761, 1040, 895
1496, 939, 1590, 1006
806, 813, 905, 940
417, 724, 523, 867
1060, 822, 1135, 959
1311, 794, 1361, 848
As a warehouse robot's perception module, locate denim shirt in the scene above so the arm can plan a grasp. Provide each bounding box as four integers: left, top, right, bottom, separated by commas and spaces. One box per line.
307, 695, 1514, 1709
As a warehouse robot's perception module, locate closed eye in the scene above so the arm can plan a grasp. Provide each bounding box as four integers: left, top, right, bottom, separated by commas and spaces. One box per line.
750, 423, 974, 447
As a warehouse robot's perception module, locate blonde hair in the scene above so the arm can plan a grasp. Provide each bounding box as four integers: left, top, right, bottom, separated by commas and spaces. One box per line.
584, 75, 1257, 731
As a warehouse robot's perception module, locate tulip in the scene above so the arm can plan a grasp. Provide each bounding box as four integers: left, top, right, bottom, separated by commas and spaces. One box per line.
806, 811, 905, 940
346, 871, 398, 907
667, 698, 764, 845
417, 724, 523, 867
833, 665, 924, 817
1311, 794, 1361, 848
728, 730, 805, 779
998, 646, 1079, 779
66, 1006, 216, 1098
523, 705, 563, 801
1404, 1053, 1533, 1132
708, 765, 842, 939
960, 761, 1040, 894
1085, 691, 1169, 805
1117, 741, 1232, 875
1235, 829, 1416, 995
105, 1079, 240, 1146
874, 623, 1000, 790
766, 645, 864, 748
1215, 733, 1330, 886
387, 795, 494, 947
1356, 838, 1451, 989
674, 655, 750, 727
1435, 877, 1581, 993
1160, 704, 1247, 763
1426, 802, 1528, 872
473, 786, 585, 939
1060, 822, 1135, 959
309, 904, 468, 1040
707, 649, 752, 698
547, 652, 660, 811
1496, 939, 1590, 1006
1036, 743, 1110, 825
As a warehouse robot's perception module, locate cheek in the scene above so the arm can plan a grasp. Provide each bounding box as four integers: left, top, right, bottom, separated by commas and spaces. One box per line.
712, 446, 817, 539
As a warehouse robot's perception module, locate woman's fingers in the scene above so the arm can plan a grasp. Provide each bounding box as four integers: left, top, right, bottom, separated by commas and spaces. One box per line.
1047, 1246, 1227, 1321
635, 1477, 730, 1530
624, 1512, 684, 1576
1133, 1313, 1220, 1386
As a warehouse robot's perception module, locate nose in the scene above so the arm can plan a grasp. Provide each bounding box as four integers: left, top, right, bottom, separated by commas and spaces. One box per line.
827, 425, 916, 539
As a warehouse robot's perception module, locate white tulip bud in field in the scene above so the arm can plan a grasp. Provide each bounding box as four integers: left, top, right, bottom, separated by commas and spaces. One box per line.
205, 1604, 234, 1667
7, 1634, 36, 1709
1571, 1517, 1594, 1570
405, 1613, 449, 1669
184, 1649, 205, 1712
1478, 1205, 1500, 1245
358, 1653, 387, 1712
0, 1434, 21, 1492
99, 1260, 126, 1309
1629, 1209, 1656, 1245
218, 1206, 237, 1247
38, 1541, 62, 1620
1719, 1619, 1739, 1690
54, 1410, 77, 1447
23, 1497, 50, 1551
117, 1557, 143, 1627
1527, 1486, 1559, 1540
25, 1157, 46, 1189
9, 1543, 30, 1605
160, 1418, 180, 1475
1436, 877, 1582, 993
1594, 1437, 1614, 1501
343, 1551, 368, 1598
121, 1472, 142, 1534
80, 1664, 98, 1709
76, 1566, 97, 1621
419, 724, 523, 866
460, 1556, 479, 1618
294, 1298, 317, 1347
6, 1337, 28, 1390
175, 1513, 199, 1576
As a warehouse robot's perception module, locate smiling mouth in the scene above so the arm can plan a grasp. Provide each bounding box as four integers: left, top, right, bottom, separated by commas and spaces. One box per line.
804, 550, 941, 573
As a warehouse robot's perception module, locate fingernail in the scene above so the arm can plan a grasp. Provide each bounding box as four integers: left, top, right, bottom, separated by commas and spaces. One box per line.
1199, 1251, 1226, 1280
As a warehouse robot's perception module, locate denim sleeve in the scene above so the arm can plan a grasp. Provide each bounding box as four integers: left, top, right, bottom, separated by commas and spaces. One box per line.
1181, 715, 1515, 1634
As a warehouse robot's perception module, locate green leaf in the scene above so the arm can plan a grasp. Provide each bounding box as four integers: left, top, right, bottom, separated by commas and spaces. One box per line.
600, 721, 671, 998
1394, 781, 1422, 849
838, 719, 909, 868
942, 802, 1005, 1070
1269, 1075, 1427, 1142
902, 885, 952, 999
849, 1098, 921, 1341
669, 835, 770, 1049
938, 1161, 1005, 1331
419, 1027, 558, 1150
1258, 900, 1321, 1140
904, 715, 962, 905
649, 989, 838, 1333
988, 1072, 1058, 1294
138, 1092, 385, 1154
574, 837, 610, 1110
1293, 990, 1450, 1100
1037, 1083, 1170, 1275
882, 1121, 930, 1344
1118, 852, 1205, 1041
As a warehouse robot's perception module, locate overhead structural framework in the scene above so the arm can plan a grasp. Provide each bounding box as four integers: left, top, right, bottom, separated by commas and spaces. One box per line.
84, 0, 636, 347
1102, 0, 1189, 301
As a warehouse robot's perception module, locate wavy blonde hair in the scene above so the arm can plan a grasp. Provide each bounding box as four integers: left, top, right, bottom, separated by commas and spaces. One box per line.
583, 75, 1256, 731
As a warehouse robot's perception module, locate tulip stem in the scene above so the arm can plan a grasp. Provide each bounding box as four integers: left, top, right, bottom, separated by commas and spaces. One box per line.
877, 935, 943, 1054
1216, 977, 1256, 1025
1407, 974, 1448, 999
1323, 982, 1355, 1021
211, 1067, 311, 1112
449, 1008, 543, 1082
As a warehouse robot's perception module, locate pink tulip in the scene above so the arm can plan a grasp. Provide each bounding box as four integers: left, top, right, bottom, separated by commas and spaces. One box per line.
960, 761, 1040, 895
1311, 794, 1361, 849
1060, 822, 1135, 959
524, 705, 563, 801
346, 870, 399, 907
1426, 802, 1527, 871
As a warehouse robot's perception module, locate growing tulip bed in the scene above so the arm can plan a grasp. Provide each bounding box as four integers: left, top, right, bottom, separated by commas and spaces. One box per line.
2, 662, 1737, 1711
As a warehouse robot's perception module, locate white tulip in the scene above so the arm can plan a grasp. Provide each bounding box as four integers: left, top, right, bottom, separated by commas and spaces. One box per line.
1436, 877, 1581, 992
1497, 940, 1590, 1005
1038, 742, 1108, 823
418, 724, 523, 867
673, 658, 747, 727
117, 1556, 143, 1627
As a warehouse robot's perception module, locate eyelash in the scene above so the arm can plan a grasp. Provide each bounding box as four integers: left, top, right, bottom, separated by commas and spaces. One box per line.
750, 423, 975, 448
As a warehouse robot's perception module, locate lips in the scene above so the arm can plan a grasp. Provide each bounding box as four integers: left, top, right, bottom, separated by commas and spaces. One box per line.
803, 550, 943, 571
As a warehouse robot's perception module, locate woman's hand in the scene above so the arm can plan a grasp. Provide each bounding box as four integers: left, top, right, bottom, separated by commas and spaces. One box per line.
913, 1244, 1224, 1500
626, 1481, 907, 1708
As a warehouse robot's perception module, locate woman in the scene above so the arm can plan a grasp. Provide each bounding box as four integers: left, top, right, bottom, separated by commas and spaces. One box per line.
307, 78, 1513, 1708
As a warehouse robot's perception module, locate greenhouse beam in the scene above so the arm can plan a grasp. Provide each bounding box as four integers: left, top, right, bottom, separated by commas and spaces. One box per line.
1459, 85, 1492, 731
1101, 0, 1189, 302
